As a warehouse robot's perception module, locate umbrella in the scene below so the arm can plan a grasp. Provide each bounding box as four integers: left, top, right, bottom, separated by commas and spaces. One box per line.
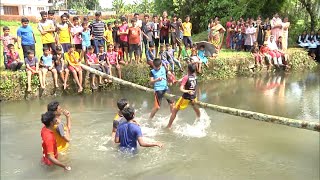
195, 41, 217, 57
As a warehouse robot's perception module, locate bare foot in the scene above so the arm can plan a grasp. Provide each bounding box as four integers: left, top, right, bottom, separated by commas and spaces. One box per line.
27, 87, 32, 92
63, 83, 67, 90
55, 84, 59, 88
78, 87, 83, 93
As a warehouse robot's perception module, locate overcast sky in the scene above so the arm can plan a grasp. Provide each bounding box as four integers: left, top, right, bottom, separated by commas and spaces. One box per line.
100, 0, 135, 9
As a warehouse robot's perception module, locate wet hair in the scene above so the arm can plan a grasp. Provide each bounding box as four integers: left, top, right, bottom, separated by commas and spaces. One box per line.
117, 98, 128, 111
153, 58, 162, 68
47, 101, 59, 112
107, 22, 112, 26
41, 111, 56, 127
27, 50, 34, 55
21, 17, 29, 23
40, 11, 47, 17
48, 10, 55, 15
149, 42, 155, 48
87, 46, 94, 50
95, 11, 102, 16
56, 46, 63, 52
73, 16, 79, 21
121, 107, 135, 121
43, 47, 49, 52
7, 44, 14, 49
187, 63, 196, 74
3, 26, 9, 31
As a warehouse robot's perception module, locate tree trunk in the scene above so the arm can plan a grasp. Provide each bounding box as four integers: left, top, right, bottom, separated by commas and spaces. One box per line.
299, 0, 317, 30
81, 64, 320, 132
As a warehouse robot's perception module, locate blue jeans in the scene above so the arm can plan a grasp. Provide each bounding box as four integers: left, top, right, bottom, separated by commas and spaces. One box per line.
93, 39, 105, 53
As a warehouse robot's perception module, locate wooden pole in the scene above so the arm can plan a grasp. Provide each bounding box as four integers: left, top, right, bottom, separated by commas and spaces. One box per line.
81, 64, 320, 132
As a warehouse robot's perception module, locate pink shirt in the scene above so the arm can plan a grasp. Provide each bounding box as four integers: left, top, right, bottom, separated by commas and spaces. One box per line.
106, 51, 117, 65
1, 35, 15, 52
119, 24, 128, 42
86, 53, 98, 64
71, 26, 83, 44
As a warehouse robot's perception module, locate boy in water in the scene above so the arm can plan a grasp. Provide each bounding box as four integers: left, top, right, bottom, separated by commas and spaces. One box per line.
149, 58, 174, 119
115, 107, 163, 153
40, 111, 71, 170
111, 98, 129, 139
167, 64, 201, 128
47, 101, 71, 153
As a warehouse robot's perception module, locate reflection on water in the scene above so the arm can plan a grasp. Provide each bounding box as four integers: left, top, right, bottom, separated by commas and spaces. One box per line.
198, 71, 320, 121
1, 70, 319, 180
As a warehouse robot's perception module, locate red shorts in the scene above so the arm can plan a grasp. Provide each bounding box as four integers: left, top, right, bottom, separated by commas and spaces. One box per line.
26, 66, 37, 74
68, 65, 82, 72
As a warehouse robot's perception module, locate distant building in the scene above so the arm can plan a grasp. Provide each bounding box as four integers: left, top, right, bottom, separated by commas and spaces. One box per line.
0, 0, 53, 16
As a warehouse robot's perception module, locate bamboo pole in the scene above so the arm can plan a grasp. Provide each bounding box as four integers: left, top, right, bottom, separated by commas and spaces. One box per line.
81, 64, 320, 132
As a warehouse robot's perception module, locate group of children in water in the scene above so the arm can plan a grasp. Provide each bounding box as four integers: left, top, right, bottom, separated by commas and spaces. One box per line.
40, 61, 200, 170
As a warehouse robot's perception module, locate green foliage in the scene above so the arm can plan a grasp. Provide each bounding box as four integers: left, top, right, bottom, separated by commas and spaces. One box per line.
66, 0, 101, 13
287, 48, 318, 70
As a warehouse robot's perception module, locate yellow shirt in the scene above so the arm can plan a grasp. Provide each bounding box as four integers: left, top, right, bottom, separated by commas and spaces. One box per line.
58, 23, 71, 43
38, 20, 55, 44
182, 22, 192, 37
64, 52, 80, 66
104, 30, 113, 45
52, 124, 69, 153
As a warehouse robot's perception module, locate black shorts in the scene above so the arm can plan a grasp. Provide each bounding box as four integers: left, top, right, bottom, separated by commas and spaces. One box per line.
154, 89, 174, 108
74, 44, 82, 50
129, 44, 141, 56
43, 43, 56, 54
119, 40, 129, 48
153, 38, 160, 47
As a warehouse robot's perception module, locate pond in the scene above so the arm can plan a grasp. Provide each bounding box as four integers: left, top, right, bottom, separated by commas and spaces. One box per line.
1, 70, 319, 180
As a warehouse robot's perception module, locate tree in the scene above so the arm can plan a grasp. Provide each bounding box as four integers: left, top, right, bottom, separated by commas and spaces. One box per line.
298, 0, 319, 30
112, 0, 125, 14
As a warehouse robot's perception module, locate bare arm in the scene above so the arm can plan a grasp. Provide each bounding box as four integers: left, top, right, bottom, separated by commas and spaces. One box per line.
137, 137, 162, 147
47, 154, 70, 170
115, 136, 120, 143
149, 77, 161, 84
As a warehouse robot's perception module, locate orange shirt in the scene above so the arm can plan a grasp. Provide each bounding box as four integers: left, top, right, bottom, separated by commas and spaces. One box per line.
128, 27, 141, 44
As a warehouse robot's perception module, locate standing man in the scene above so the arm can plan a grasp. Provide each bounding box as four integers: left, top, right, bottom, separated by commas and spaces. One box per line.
115, 107, 163, 153
38, 11, 56, 54
142, 14, 154, 55
90, 12, 106, 53
159, 11, 170, 45
40, 111, 71, 170
170, 14, 182, 59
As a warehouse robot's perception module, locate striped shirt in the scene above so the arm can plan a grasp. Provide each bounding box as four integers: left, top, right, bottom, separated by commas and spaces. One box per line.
90, 20, 106, 40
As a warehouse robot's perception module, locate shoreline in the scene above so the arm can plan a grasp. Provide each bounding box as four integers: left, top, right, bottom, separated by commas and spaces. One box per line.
0, 48, 317, 102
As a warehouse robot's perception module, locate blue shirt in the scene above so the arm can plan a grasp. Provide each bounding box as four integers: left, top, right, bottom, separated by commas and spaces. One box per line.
116, 122, 142, 151
17, 25, 35, 45
81, 30, 91, 47
41, 54, 53, 67
150, 66, 168, 91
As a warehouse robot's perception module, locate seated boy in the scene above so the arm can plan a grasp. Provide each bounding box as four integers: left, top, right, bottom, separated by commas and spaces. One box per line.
149, 58, 174, 119
40, 47, 58, 89
159, 44, 170, 70
166, 44, 183, 72
64, 45, 83, 92
5, 44, 23, 71
86, 46, 103, 89
53, 46, 69, 90
181, 44, 191, 63
1, 26, 17, 68
115, 107, 163, 153
114, 44, 126, 65
146, 42, 156, 68
24, 50, 44, 91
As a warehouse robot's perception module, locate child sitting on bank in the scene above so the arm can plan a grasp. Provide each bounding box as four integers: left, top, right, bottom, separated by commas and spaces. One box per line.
40, 47, 59, 89
64, 45, 83, 93
24, 50, 44, 91
106, 44, 122, 79
251, 41, 264, 67
5, 44, 23, 71
181, 44, 191, 63
190, 45, 202, 73
86, 46, 103, 89
1, 26, 17, 68
197, 45, 209, 68
159, 44, 170, 70
53, 46, 69, 90
146, 42, 156, 68
114, 44, 126, 65
166, 44, 183, 72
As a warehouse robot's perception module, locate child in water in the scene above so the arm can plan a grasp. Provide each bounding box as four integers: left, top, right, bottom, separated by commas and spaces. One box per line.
167, 64, 201, 128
